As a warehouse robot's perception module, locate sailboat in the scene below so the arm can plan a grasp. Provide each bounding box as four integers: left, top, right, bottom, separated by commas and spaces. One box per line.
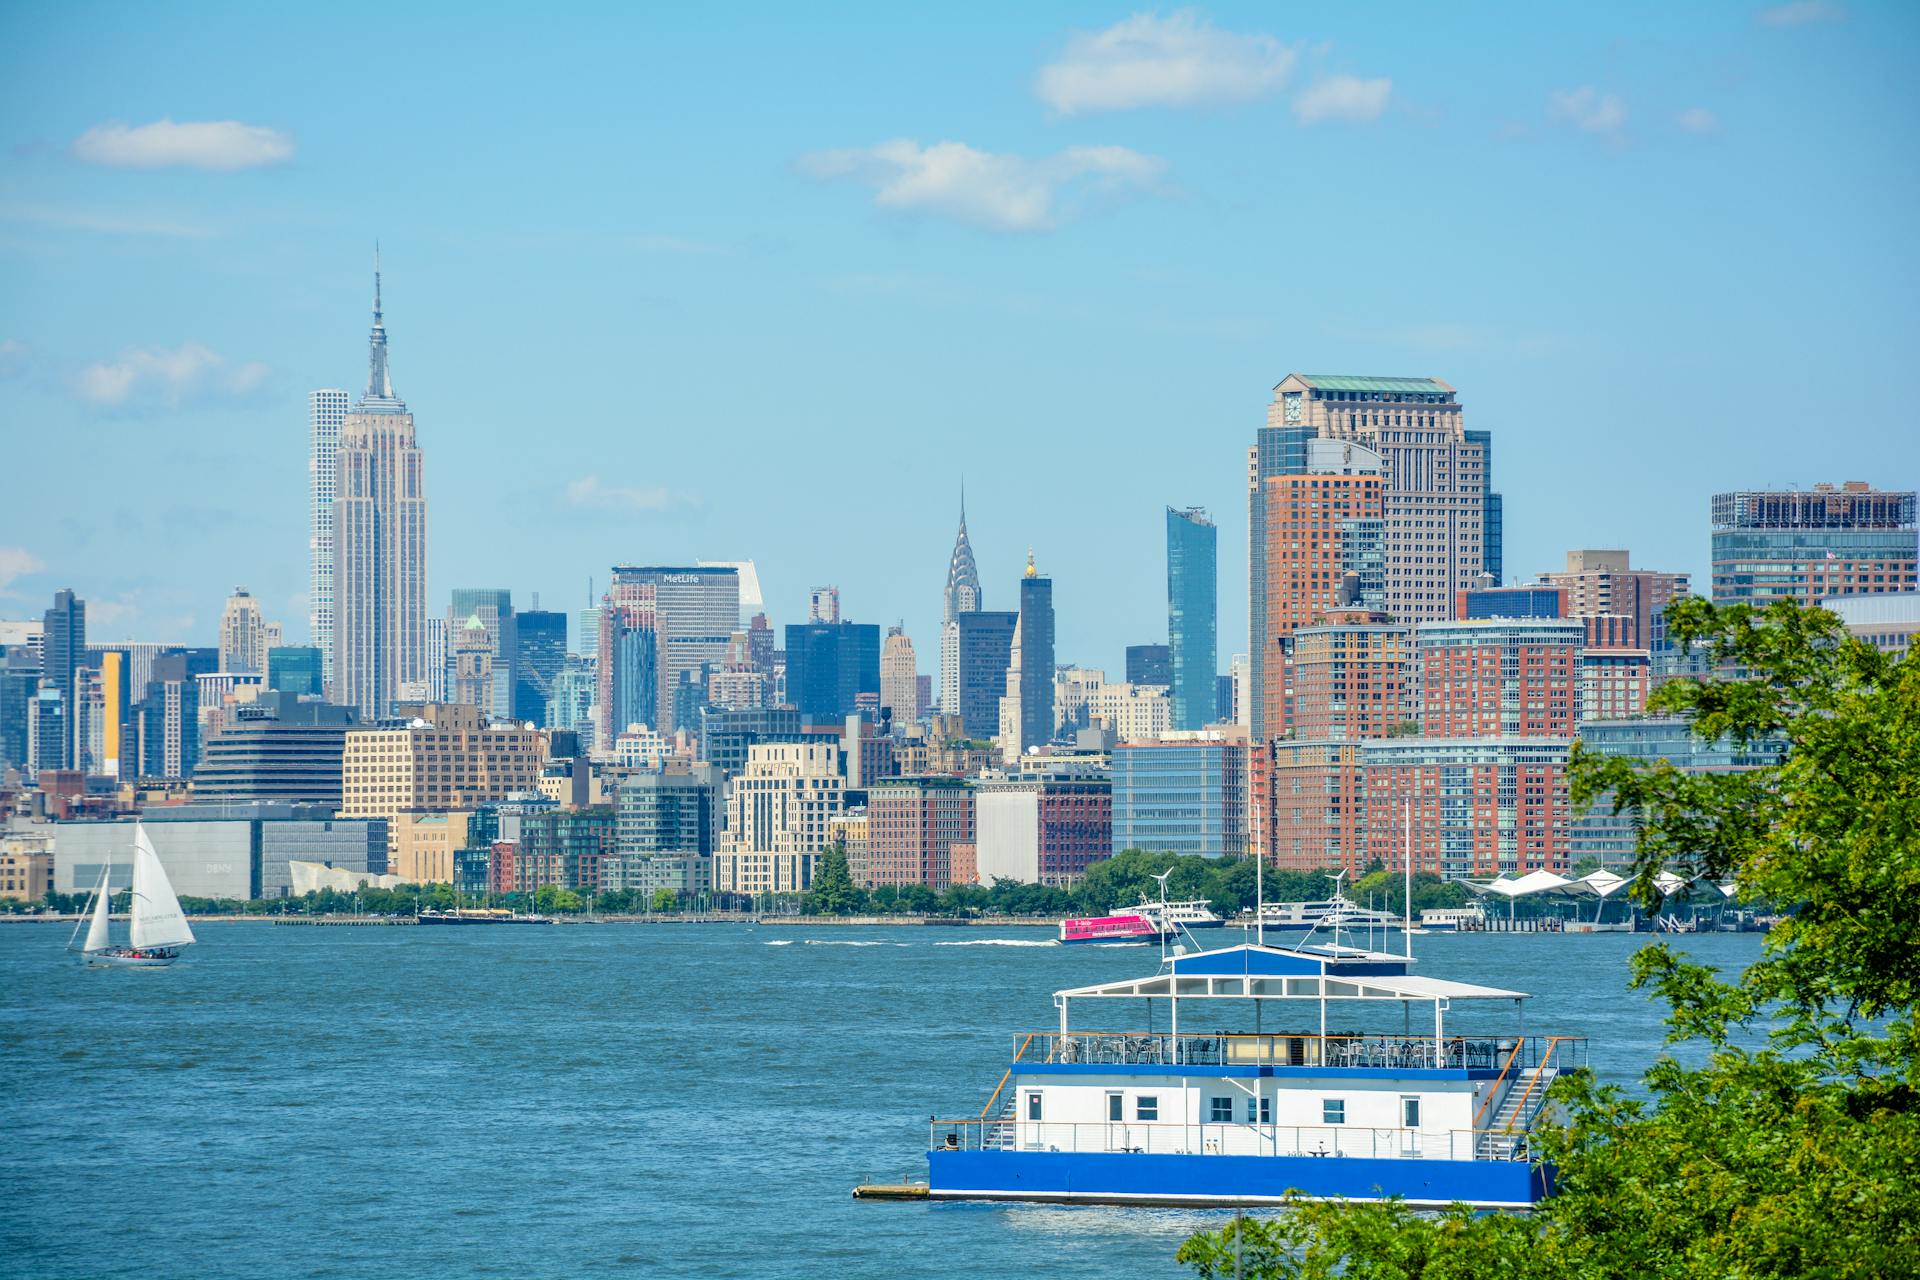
69, 823, 196, 968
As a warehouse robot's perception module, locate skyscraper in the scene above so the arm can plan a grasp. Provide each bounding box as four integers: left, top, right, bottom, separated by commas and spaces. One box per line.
1015, 551, 1054, 755
1249, 437, 1385, 739
607, 565, 740, 733
1710, 482, 1917, 605
219, 588, 268, 674
41, 589, 84, 769
598, 584, 659, 743
508, 609, 568, 726
1166, 506, 1217, 731
448, 588, 512, 717
784, 620, 880, 726
942, 611, 1016, 739
1124, 643, 1171, 688
332, 258, 428, 719
308, 388, 349, 691
879, 627, 919, 731
1264, 374, 1492, 630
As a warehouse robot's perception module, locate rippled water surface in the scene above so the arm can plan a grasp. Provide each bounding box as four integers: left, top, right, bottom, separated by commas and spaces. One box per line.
0, 922, 1765, 1278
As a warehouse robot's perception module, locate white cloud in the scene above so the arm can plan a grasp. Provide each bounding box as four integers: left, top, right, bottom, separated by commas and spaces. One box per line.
1550, 87, 1628, 140
1292, 76, 1393, 125
74, 343, 271, 409
1758, 2, 1843, 26
72, 119, 294, 171
564, 477, 686, 513
798, 139, 1163, 232
1676, 107, 1722, 136
1036, 10, 1294, 113
0, 547, 44, 595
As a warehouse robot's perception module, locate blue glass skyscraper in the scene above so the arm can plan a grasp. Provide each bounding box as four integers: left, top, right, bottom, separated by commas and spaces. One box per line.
1166, 507, 1217, 731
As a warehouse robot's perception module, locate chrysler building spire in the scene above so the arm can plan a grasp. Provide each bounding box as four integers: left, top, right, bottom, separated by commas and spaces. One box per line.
944, 484, 982, 622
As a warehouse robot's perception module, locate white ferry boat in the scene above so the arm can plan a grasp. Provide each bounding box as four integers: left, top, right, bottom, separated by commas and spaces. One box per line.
1255, 895, 1406, 944
926, 940, 1579, 1208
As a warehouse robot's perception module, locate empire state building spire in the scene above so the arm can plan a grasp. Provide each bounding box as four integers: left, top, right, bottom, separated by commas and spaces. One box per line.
361, 244, 404, 411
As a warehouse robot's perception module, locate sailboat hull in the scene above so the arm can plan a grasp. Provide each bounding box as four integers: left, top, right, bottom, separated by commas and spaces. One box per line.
85, 949, 180, 969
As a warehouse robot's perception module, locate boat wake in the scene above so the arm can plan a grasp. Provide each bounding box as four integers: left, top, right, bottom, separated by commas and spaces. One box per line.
801, 939, 907, 947
763, 940, 795, 947
934, 939, 1059, 948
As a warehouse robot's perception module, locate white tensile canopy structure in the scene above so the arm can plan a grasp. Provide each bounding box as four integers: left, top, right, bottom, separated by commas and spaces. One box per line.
289, 861, 406, 896
1464, 869, 1738, 922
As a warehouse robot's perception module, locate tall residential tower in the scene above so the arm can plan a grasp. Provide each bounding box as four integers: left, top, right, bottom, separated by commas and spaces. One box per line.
1166, 506, 1217, 732
308, 388, 349, 691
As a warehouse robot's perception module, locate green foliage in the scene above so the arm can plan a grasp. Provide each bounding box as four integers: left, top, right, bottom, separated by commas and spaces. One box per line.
1179, 598, 1920, 1278
649, 888, 678, 914
803, 846, 865, 916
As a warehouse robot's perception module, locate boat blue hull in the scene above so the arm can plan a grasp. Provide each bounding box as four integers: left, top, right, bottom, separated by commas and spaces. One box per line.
927, 1150, 1549, 1209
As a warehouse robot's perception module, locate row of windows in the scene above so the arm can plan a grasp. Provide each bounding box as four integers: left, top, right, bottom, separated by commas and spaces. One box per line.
1026, 1093, 1392, 1128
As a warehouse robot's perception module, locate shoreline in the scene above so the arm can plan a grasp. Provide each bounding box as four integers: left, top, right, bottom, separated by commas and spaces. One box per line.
0, 912, 1067, 927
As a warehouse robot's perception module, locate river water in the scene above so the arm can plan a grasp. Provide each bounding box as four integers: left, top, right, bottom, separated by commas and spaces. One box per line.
0, 922, 1765, 1279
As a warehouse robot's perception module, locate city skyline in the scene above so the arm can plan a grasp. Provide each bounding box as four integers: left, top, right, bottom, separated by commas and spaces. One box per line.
3, 4, 1918, 675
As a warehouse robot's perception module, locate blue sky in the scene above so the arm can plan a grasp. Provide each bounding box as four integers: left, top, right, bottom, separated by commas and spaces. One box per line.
1, 1, 1915, 675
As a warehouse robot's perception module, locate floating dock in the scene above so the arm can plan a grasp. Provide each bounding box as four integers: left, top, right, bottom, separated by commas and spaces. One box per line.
852, 1183, 929, 1201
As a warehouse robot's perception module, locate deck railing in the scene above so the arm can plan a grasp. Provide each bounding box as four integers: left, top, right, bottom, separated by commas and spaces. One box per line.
1019, 1031, 1585, 1074
928, 1118, 1544, 1163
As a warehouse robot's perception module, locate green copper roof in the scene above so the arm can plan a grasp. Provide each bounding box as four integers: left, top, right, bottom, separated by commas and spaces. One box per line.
1299, 375, 1449, 393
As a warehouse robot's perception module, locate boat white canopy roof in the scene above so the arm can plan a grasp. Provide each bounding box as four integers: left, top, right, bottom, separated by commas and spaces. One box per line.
1053, 943, 1527, 1006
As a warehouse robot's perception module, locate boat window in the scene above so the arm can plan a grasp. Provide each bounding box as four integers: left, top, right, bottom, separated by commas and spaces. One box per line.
1107, 1093, 1123, 1122
1402, 1097, 1421, 1129
1323, 1099, 1346, 1125
1247, 1096, 1271, 1124
1026, 1092, 1042, 1121
1209, 1097, 1233, 1123
1137, 1096, 1159, 1121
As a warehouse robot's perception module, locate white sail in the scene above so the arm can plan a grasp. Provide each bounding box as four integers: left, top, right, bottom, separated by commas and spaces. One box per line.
129, 825, 195, 950
81, 864, 113, 953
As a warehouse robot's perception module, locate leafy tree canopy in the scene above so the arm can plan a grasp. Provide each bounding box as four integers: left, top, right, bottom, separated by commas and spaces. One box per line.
1179, 598, 1920, 1279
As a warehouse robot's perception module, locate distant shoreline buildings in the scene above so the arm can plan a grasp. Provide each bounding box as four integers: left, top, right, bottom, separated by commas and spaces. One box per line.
2, 327, 1916, 907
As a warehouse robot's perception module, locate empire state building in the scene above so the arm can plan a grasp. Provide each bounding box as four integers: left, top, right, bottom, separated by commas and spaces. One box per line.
332, 257, 428, 718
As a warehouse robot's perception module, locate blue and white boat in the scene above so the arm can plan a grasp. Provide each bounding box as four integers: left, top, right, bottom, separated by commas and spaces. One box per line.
925, 940, 1580, 1209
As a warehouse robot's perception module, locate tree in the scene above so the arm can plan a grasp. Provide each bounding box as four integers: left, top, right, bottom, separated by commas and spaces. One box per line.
1178, 599, 1920, 1279
803, 845, 864, 916
650, 888, 677, 914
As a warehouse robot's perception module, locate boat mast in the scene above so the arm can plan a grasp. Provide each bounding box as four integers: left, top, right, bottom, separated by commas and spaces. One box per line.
1403, 796, 1414, 960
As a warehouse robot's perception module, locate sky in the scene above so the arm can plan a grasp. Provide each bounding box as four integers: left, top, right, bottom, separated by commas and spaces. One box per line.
1, 1, 1916, 675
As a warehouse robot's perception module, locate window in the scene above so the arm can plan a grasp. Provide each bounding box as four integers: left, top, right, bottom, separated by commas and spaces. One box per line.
1108, 1093, 1124, 1122
1026, 1092, 1042, 1121
1403, 1097, 1422, 1129
1323, 1098, 1346, 1125
1209, 1097, 1233, 1123
1247, 1096, 1271, 1125
1137, 1096, 1159, 1121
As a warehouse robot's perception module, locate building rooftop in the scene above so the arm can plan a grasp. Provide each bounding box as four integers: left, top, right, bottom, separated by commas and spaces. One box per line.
1295, 374, 1453, 395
